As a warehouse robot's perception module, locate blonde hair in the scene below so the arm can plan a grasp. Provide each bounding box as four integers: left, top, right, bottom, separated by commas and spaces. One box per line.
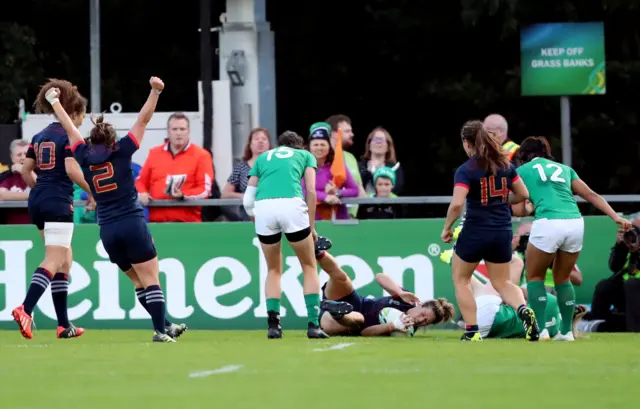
422, 298, 455, 325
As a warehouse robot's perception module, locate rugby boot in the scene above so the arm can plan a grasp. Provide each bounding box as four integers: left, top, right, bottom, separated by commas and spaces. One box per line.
57, 323, 85, 339
153, 331, 176, 343
315, 236, 333, 259
519, 306, 540, 341
267, 311, 282, 339
539, 329, 551, 341
460, 331, 482, 342
166, 323, 188, 339
553, 332, 575, 341
307, 323, 329, 339
320, 300, 353, 321
11, 305, 33, 340
572, 305, 588, 338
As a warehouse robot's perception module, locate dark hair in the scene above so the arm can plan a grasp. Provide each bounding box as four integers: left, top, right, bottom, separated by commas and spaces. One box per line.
516, 136, 555, 164
461, 120, 510, 174
308, 139, 335, 165
326, 114, 352, 132
277, 131, 305, 149
421, 298, 455, 325
88, 114, 118, 148
243, 127, 272, 161
167, 112, 190, 128
35, 79, 87, 117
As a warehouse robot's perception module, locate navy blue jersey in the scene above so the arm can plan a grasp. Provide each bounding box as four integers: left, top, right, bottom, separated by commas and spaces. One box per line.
72, 133, 144, 225
361, 296, 414, 328
26, 123, 74, 204
454, 158, 518, 230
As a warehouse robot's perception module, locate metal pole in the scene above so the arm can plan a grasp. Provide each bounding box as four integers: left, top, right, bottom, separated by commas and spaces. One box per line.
560, 96, 571, 166
89, 0, 101, 112
200, 0, 213, 152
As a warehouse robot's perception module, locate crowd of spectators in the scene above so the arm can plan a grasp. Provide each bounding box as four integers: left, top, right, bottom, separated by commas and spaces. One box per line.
0, 111, 412, 224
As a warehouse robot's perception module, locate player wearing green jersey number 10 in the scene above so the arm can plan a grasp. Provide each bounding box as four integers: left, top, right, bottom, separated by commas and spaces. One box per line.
513, 136, 631, 341
243, 131, 328, 340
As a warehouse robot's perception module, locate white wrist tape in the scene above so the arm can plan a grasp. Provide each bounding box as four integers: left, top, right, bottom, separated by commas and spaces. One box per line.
243, 186, 257, 217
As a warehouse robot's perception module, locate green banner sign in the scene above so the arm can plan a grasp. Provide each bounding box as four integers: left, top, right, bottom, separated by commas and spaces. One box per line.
521, 22, 606, 96
0, 218, 617, 330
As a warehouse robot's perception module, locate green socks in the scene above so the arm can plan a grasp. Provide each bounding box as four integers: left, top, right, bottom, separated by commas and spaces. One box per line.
304, 293, 321, 326
268, 295, 320, 326
527, 280, 547, 331
266, 298, 281, 314
555, 282, 576, 335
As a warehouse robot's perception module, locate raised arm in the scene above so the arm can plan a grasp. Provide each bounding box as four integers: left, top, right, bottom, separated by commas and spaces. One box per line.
128, 77, 164, 146
46, 88, 84, 147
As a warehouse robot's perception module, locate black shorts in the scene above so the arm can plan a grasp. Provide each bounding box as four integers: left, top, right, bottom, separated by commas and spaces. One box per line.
100, 216, 157, 271
28, 200, 73, 230
454, 228, 513, 264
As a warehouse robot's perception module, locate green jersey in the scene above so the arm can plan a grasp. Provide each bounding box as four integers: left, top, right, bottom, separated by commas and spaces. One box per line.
248, 146, 317, 201
516, 158, 581, 220
488, 293, 561, 338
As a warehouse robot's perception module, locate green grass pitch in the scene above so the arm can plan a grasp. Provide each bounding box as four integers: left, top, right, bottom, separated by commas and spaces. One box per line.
1, 330, 639, 409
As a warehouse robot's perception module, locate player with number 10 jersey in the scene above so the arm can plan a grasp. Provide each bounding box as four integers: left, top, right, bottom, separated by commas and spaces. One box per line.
514, 136, 630, 341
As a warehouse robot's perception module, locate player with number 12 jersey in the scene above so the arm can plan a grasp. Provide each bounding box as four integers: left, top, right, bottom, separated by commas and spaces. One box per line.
514, 136, 630, 341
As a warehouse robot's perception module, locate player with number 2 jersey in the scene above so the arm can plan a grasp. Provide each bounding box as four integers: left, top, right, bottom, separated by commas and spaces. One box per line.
243, 131, 328, 340
514, 136, 630, 341
46, 76, 183, 343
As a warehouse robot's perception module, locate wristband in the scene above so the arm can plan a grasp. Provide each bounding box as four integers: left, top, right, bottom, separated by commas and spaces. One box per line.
152, 89, 162, 95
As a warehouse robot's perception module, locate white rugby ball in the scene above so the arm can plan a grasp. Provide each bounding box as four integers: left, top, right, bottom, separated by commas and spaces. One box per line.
378, 307, 415, 337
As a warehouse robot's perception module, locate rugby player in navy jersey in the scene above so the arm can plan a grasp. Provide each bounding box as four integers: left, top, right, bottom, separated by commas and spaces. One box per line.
12, 79, 95, 340
442, 120, 540, 342
46, 77, 185, 343
313, 238, 455, 336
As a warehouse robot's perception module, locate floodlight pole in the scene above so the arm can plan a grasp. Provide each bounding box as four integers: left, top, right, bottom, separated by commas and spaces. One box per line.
560, 96, 571, 167
90, 0, 101, 113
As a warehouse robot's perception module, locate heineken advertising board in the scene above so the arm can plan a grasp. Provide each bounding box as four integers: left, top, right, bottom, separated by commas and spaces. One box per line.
0, 218, 618, 330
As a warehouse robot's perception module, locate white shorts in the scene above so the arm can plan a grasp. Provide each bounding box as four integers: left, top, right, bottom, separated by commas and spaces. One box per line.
43, 222, 74, 248
529, 218, 584, 254
254, 197, 310, 237
476, 295, 502, 338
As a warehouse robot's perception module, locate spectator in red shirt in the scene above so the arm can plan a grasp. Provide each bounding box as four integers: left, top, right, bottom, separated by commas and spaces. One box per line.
0, 140, 32, 224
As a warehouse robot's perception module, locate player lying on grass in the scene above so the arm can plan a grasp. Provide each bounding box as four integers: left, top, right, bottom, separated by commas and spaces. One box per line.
314, 238, 455, 336
470, 273, 587, 340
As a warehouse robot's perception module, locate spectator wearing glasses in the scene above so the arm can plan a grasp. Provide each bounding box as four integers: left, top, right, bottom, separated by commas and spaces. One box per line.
358, 127, 404, 195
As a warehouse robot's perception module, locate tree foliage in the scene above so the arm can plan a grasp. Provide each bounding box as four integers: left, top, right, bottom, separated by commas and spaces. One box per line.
2, 0, 640, 205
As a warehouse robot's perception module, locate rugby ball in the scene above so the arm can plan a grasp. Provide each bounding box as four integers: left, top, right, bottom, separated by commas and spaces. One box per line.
378, 307, 415, 337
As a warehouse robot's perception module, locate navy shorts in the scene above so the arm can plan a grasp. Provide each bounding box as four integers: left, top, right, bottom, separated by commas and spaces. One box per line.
454, 229, 513, 264
28, 200, 73, 230
320, 283, 365, 312
100, 216, 157, 271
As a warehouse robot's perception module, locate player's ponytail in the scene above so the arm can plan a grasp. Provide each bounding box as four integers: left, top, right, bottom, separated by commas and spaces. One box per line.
277, 130, 305, 149
35, 79, 87, 118
515, 136, 554, 164
461, 120, 510, 174
88, 114, 117, 148
422, 298, 456, 325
